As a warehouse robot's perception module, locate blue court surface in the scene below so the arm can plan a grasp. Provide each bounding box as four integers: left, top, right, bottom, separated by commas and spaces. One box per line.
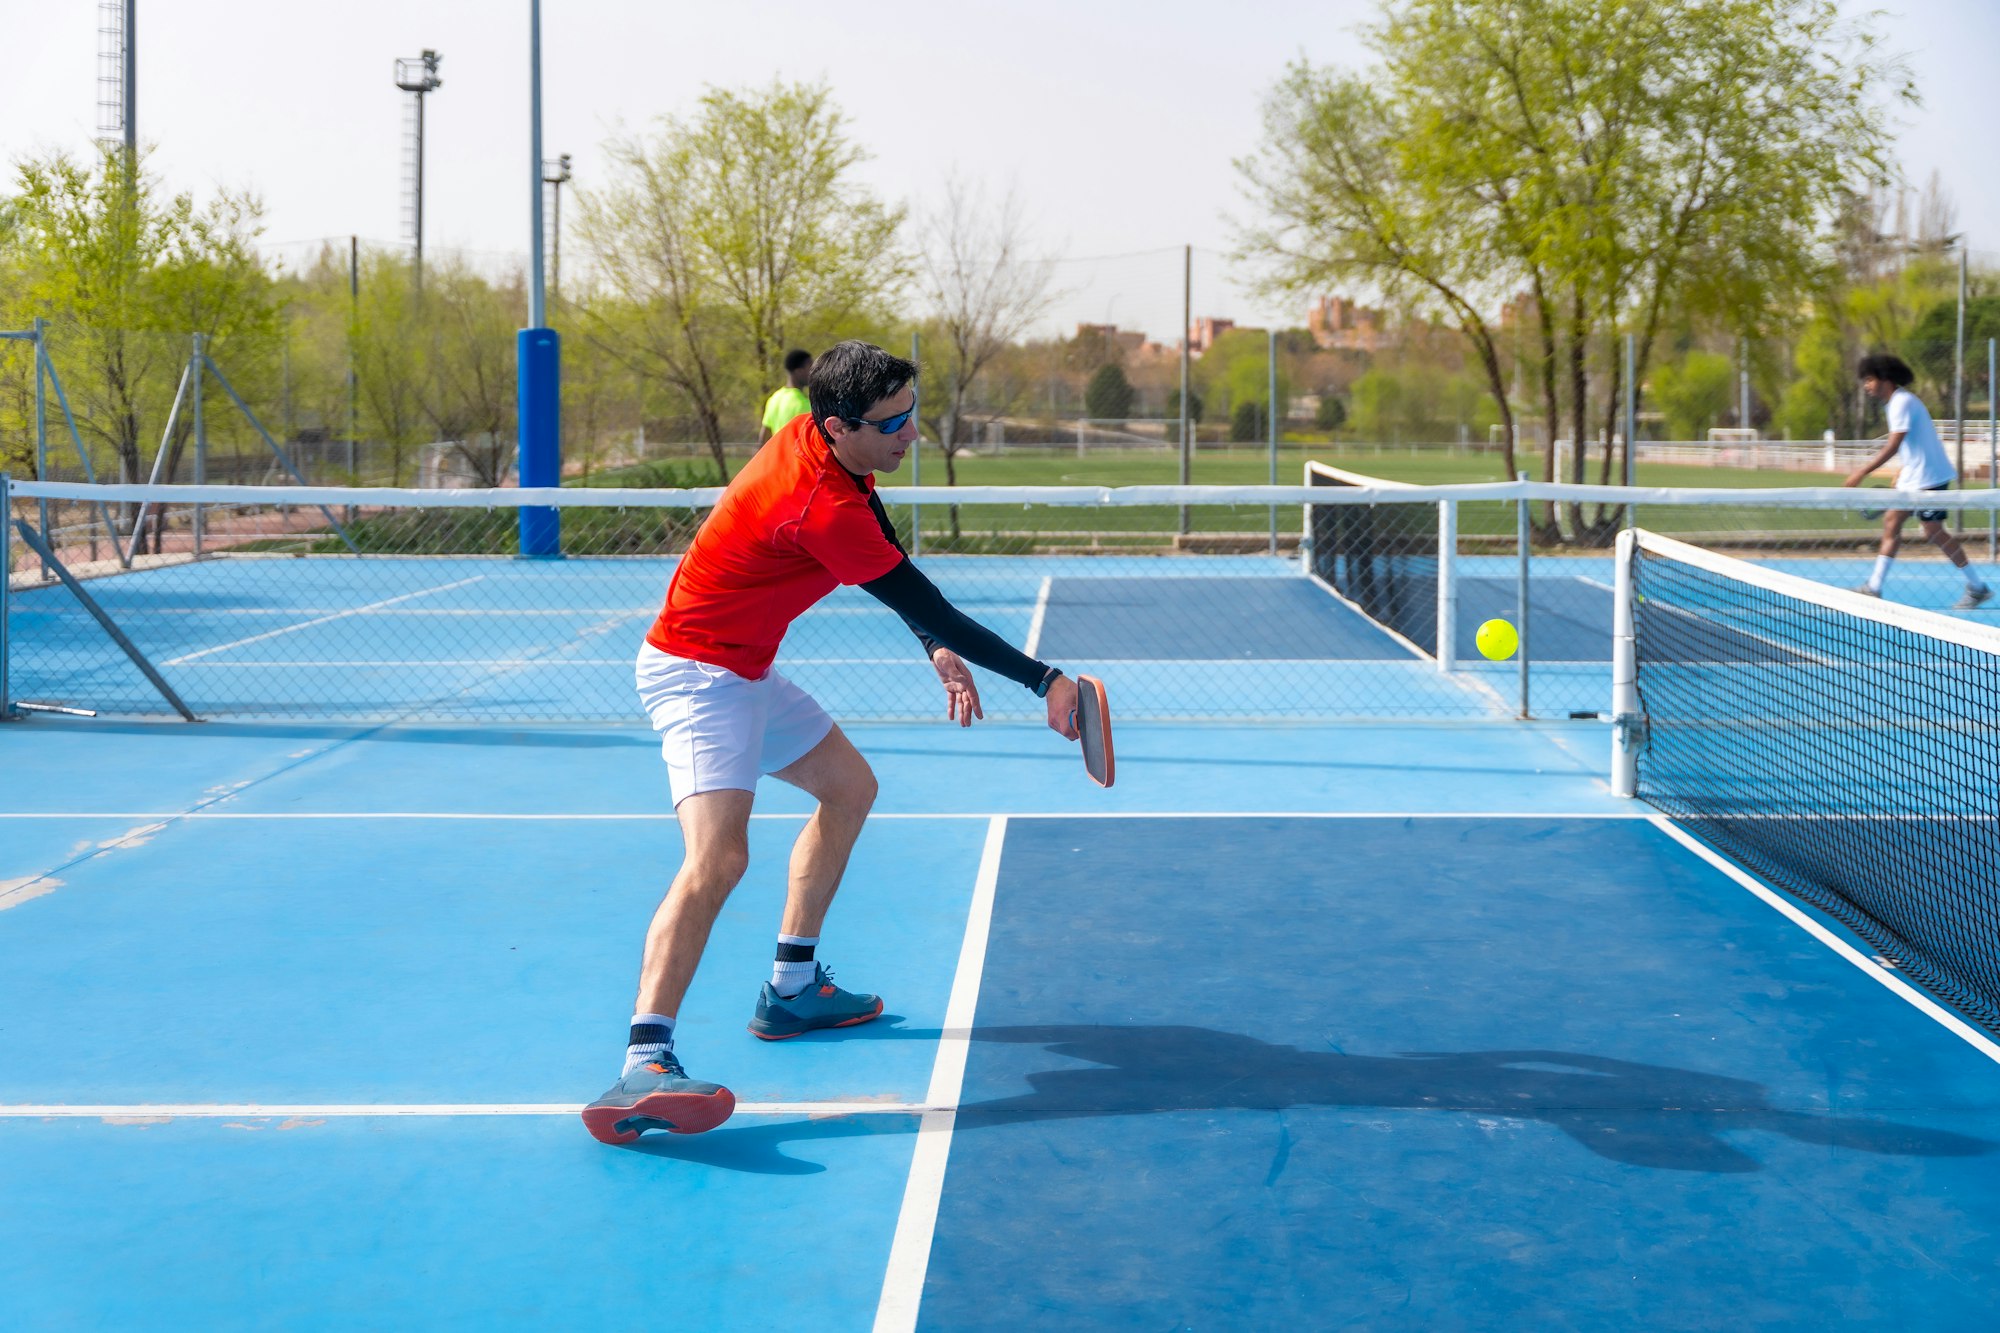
5, 712, 2000, 1330
11, 546, 1995, 727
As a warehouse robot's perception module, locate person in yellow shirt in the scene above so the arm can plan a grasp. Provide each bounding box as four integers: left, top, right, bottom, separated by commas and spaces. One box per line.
759, 349, 814, 443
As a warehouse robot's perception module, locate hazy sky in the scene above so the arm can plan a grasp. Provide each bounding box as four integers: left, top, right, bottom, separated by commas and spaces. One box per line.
3, 1, 1992, 342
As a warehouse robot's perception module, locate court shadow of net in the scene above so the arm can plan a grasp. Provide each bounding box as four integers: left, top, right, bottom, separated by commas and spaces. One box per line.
629, 1023, 1992, 1176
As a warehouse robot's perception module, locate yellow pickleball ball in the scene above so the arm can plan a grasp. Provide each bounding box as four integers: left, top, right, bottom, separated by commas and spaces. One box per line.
1475, 618, 1518, 661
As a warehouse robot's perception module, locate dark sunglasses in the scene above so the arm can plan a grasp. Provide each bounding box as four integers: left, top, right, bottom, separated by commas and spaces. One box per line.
844, 393, 918, 436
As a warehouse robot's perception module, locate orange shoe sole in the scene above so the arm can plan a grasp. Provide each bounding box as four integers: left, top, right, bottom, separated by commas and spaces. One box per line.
581, 1087, 736, 1145
747, 996, 885, 1042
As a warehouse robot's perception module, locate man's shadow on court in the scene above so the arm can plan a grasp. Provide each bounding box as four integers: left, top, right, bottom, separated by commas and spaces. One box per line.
626, 1021, 1994, 1176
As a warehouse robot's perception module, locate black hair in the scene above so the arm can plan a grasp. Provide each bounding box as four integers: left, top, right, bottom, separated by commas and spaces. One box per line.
1857, 353, 1914, 388
808, 340, 916, 426
782, 348, 813, 373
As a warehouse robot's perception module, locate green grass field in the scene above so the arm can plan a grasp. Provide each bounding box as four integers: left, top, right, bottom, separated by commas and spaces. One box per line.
566, 444, 1933, 552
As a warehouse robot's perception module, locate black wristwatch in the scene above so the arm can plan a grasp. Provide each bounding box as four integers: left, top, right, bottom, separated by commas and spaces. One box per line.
1033, 666, 1063, 698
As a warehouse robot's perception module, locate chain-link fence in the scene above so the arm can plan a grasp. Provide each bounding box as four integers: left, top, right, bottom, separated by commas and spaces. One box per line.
9, 477, 2000, 726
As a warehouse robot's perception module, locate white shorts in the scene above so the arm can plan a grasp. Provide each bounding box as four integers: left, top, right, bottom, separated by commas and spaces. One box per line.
635, 644, 835, 806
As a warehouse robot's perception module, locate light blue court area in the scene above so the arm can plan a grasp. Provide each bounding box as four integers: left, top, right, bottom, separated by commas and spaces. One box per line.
5, 717, 2000, 1328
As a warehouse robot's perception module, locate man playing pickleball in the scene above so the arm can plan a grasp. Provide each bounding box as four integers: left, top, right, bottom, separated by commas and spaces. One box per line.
584, 341, 1081, 1146
1845, 352, 1993, 609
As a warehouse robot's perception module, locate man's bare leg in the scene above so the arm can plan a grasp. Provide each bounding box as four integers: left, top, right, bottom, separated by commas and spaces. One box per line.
771, 725, 879, 938
633, 788, 756, 1018
1922, 516, 1975, 569
582, 789, 751, 1145
747, 725, 886, 1037
1879, 509, 1908, 561
1922, 516, 1993, 603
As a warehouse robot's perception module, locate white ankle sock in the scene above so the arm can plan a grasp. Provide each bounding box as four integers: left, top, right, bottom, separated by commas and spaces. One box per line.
623, 1012, 675, 1076
772, 934, 820, 997
1962, 564, 1988, 592
1867, 555, 1893, 591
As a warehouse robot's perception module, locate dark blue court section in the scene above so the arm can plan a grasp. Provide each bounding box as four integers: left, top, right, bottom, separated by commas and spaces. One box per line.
1458, 574, 1610, 662
919, 817, 2000, 1330
1035, 576, 1414, 660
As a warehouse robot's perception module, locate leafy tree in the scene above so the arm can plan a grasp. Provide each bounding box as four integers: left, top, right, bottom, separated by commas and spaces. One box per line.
1166, 386, 1203, 423
1084, 362, 1134, 420
1240, 0, 1909, 540
915, 175, 1057, 523
575, 80, 903, 478
0, 148, 281, 493
1908, 295, 2000, 397
1229, 400, 1268, 442
1653, 351, 1735, 440
1315, 394, 1347, 432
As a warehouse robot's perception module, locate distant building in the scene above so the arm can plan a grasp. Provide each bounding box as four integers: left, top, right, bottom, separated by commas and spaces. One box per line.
1307, 296, 1387, 351
1190, 317, 1235, 355
1073, 323, 1148, 356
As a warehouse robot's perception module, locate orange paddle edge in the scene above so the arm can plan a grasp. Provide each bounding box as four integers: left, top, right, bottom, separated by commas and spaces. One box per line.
1075, 674, 1114, 787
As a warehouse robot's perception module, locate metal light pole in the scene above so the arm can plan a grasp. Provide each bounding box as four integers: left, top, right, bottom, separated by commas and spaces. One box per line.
1739, 335, 1751, 436
1955, 245, 1968, 533
394, 49, 443, 294
1178, 244, 1191, 535
542, 153, 572, 305
347, 236, 360, 489
122, 0, 134, 173
96, 0, 136, 179
518, 1, 561, 556
1267, 326, 1278, 555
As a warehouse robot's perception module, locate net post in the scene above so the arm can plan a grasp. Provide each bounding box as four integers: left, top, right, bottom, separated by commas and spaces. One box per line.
1, 471, 12, 721
1516, 470, 1530, 719
516, 327, 562, 558
910, 330, 922, 558
1436, 499, 1456, 672
1611, 526, 1640, 798
31, 320, 48, 581
191, 332, 206, 556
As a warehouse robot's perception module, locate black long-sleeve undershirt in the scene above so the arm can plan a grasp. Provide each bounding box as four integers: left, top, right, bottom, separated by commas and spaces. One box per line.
859, 489, 1053, 691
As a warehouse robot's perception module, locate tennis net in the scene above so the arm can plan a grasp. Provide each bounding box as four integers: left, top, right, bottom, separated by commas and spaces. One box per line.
1615, 528, 2000, 1033
1304, 463, 1440, 655
10, 478, 1499, 723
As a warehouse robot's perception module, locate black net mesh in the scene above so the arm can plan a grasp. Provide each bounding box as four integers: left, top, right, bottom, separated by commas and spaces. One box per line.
1305, 467, 1438, 654
1632, 541, 2000, 1033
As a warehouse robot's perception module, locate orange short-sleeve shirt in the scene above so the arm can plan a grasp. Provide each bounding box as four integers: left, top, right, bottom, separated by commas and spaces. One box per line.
645, 416, 903, 678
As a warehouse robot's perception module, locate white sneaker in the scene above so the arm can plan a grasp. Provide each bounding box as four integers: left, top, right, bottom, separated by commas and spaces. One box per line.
1953, 586, 1993, 611
1849, 584, 1882, 598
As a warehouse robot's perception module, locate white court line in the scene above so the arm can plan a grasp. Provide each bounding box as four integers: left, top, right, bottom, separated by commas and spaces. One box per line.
0, 1100, 938, 1119
874, 815, 1007, 1333
1022, 576, 1052, 658
1648, 815, 2000, 1067
138, 655, 1481, 667
0, 810, 1650, 821
162, 576, 490, 665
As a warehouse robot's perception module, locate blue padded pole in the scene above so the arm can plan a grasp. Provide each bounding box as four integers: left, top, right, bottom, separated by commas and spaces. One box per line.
517, 327, 562, 556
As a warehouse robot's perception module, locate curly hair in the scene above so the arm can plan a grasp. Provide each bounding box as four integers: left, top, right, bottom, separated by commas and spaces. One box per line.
1857, 353, 1915, 387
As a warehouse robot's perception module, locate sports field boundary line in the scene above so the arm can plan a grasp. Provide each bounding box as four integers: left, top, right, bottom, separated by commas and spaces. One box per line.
1022, 576, 1052, 657
874, 814, 1006, 1333
0, 810, 1649, 821
161, 575, 490, 665
0, 1100, 940, 1119
1647, 814, 2000, 1067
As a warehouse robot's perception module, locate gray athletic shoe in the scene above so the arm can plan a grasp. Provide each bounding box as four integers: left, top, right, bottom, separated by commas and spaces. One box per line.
1849, 585, 1882, 598
748, 964, 883, 1040
1953, 585, 1994, 611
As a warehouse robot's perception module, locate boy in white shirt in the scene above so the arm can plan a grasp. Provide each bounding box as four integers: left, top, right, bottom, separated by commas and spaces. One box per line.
1843, 353, 1992, 609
